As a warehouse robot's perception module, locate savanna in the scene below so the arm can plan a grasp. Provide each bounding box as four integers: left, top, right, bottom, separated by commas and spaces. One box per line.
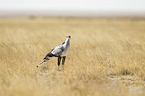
0, 17, 145, 96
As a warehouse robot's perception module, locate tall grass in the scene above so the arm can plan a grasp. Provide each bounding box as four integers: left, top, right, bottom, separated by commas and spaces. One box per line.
0, 18, 145, 96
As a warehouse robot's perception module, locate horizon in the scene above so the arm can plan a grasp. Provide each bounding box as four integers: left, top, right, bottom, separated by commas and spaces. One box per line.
0, 10, 145, 16
0, 0, 145, 16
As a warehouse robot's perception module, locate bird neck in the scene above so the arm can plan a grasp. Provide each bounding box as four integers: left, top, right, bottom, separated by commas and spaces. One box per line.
64, 38, 70, 47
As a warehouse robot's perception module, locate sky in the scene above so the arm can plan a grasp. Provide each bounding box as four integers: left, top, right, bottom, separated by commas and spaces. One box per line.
0, 0, 145, 15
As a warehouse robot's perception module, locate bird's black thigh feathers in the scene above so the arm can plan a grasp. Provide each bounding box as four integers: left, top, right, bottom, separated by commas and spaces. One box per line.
58, 56, 61, 66
62, 56, 66, 65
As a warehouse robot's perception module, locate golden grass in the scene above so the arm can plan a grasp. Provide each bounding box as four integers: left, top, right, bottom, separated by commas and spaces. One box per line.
0, 18, 145, 96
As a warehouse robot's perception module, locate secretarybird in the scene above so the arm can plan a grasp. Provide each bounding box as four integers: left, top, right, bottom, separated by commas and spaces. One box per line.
37, 35, 71, 74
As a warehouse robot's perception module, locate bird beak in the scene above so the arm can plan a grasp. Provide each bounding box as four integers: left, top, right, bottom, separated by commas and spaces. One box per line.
66, 35, 71, 38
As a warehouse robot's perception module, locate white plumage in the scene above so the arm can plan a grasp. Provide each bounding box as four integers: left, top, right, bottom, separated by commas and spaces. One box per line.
37, 35, 71, 74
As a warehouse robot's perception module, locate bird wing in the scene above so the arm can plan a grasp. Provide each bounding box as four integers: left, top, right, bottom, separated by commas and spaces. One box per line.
51, 45, 64, 56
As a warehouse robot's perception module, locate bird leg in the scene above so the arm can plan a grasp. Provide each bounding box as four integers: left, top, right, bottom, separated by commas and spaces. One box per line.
57, 56, 61, 74
62, 56, 66, 74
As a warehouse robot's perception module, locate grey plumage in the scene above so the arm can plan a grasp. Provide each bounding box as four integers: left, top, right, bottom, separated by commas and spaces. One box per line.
37, 35, 71, 74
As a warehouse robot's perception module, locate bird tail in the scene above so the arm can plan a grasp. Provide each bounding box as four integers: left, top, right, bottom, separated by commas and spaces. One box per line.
36, 60, 46, 68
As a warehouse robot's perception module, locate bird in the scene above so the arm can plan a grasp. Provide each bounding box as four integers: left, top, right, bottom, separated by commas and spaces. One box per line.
37, 35, 71, 74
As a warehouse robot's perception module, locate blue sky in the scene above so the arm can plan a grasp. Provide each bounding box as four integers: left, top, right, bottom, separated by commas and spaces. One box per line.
0, 0, 145, 15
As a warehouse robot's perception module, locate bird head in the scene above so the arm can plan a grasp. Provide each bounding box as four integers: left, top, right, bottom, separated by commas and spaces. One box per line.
66, 35, 71, 38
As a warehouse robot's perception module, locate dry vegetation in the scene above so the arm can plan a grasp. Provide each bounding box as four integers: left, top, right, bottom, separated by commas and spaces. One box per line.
0, 17, 145, 96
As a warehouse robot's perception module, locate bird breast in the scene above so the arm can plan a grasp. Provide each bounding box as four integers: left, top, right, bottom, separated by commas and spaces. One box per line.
61, 44, 70, 56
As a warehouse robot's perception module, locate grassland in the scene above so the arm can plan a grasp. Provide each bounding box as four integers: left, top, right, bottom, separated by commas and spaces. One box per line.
0, 17, 145, 96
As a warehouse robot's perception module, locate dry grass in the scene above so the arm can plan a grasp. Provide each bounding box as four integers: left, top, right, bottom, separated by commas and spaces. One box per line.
0, 18, 145, 96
